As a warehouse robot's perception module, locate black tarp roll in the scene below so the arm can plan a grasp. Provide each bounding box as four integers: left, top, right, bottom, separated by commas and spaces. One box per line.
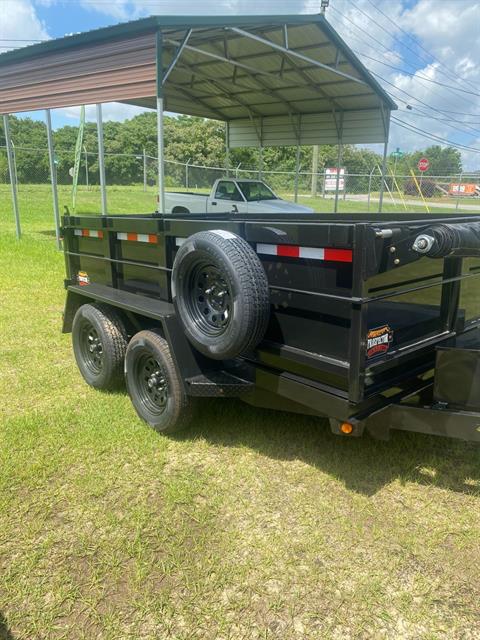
418, 223, 480, 258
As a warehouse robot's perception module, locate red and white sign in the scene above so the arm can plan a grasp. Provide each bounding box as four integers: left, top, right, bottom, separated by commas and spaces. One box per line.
325, 167, 345, 191
417, 157, 430, 172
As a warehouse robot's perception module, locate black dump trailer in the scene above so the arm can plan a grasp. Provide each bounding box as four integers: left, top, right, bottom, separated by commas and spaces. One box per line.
62, 212, 480, 442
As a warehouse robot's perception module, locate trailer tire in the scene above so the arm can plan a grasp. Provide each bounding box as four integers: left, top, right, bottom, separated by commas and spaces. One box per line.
172, 230, 270, 360
125, 330, 195, 433
72, 303, 127, 390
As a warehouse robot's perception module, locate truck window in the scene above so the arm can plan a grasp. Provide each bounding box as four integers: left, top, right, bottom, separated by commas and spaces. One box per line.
215, 181, 243, 202
237, 181, 278, 202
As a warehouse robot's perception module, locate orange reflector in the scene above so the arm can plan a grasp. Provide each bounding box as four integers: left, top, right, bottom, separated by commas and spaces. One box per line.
340, 422, 354, 435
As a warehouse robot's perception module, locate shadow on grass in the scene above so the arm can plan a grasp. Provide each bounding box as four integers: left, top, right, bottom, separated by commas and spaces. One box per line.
180, 398, 480, 497
0, 613, 15, 640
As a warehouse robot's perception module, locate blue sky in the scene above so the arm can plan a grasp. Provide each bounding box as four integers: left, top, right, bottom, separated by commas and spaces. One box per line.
2, 0, 480, 168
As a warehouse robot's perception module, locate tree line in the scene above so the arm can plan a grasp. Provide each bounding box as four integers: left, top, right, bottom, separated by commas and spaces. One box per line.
0, 112, 463, 189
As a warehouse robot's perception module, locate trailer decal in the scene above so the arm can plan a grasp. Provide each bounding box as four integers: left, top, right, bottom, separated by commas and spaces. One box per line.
74, 229, 104, 239
117, 233, 158, 244
256, 243, 353, 263
77, 271, 90, 286
366, 325, 393, 359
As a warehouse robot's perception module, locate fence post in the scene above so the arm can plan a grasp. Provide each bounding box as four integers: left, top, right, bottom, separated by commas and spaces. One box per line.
334, 143, 343, 214
294, 145, 300, 203
45, 109, 61, 250
84, 145, 89, 190
455, 172, 463, 213
311, 145, 319, 196
11, 141, 19, 192
143, 148, 147, 192
367, 167, 375, 212
185, 158, 191, 189
3, 115, 21, 239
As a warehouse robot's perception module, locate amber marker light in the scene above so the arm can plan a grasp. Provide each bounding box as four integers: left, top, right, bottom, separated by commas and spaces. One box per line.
340, 422, 354, 435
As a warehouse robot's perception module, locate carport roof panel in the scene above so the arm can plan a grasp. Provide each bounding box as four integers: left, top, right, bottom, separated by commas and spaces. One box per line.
0, 14, 396, 119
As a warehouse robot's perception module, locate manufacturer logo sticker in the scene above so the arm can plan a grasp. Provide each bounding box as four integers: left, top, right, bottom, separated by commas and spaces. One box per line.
367, 325, 393, 359
77, 271, 90, 286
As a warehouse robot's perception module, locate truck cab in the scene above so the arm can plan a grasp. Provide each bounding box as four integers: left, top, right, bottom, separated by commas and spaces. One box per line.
164, 178, 314, 214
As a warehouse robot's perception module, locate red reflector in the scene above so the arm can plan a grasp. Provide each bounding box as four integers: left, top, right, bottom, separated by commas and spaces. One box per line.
148, 234, 158, 244
98, 231, 104, 239
82, 229, 89, 237
277, 244, 300, 258
324, 249, 353, 263
127, 232, 137, 242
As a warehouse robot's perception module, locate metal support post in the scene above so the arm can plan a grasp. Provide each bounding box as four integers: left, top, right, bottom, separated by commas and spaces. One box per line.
294, 145, 300, 203
45, 109, 61, 249
84, 145, 89, 190
333, 143, 343, 214
143, 148, 147, 192
378, 111, 390, 213
367, 166, 375, 211
259, 146, 263, 180
311, 145, 319, 196
3, 115, 21, 238
455, 172, 463, 212
96, 104, 107, 215
157, 97, 165, 212
185, 158, 191, 189
156, 31, 165, 213
225, 122, 230, 178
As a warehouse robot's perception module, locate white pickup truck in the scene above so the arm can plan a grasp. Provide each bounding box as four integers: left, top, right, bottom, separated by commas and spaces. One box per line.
164, 179, 314, 214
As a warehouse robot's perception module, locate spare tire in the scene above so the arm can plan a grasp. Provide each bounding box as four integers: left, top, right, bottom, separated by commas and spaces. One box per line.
172, 230, 270, 360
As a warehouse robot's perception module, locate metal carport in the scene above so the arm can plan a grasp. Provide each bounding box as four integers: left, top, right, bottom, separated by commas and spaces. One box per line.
0, 14, 396, 244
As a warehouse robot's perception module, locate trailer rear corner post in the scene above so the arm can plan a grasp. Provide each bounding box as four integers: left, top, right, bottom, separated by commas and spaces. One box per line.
3, 114, 21, 239
157, 30, 166, 214
45, 109, 61, 250
96, 103, 107, 216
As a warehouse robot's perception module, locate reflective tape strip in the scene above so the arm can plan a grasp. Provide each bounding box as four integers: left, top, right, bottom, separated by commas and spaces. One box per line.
74, 229, 103, 239
174, 238, 352, 263
117, 232, 158, 244
257, 243, 352, 263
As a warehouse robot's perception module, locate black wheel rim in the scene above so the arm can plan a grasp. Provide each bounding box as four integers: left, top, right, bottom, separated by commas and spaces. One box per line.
186, 261, 232, 336
79, 322, 104, 374
134, 352, 168, 415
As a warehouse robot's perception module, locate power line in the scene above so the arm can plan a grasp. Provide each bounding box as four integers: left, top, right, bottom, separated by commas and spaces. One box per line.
353, 50, 480, 98
370, 69, 480, 121
391, 117, 480, 154
364, 0, 478, 93
328, 5, 480, 113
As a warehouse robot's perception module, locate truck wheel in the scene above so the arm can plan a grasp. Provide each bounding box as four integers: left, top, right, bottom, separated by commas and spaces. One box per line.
172, 230, 270, 360
72, 303, 128, 390
125, 330, 195, 433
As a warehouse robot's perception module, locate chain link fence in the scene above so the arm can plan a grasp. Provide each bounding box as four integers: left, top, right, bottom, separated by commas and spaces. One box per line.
1, 146, 479, 228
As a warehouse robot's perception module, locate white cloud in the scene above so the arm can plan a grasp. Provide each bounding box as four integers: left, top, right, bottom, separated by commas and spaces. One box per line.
59, 103, 151, 122
0, 0, 49, 48
327, 0, 480, 171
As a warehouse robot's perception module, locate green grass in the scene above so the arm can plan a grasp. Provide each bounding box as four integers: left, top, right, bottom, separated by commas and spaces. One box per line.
2, 183, 479, 220
1, 188, 480, 640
